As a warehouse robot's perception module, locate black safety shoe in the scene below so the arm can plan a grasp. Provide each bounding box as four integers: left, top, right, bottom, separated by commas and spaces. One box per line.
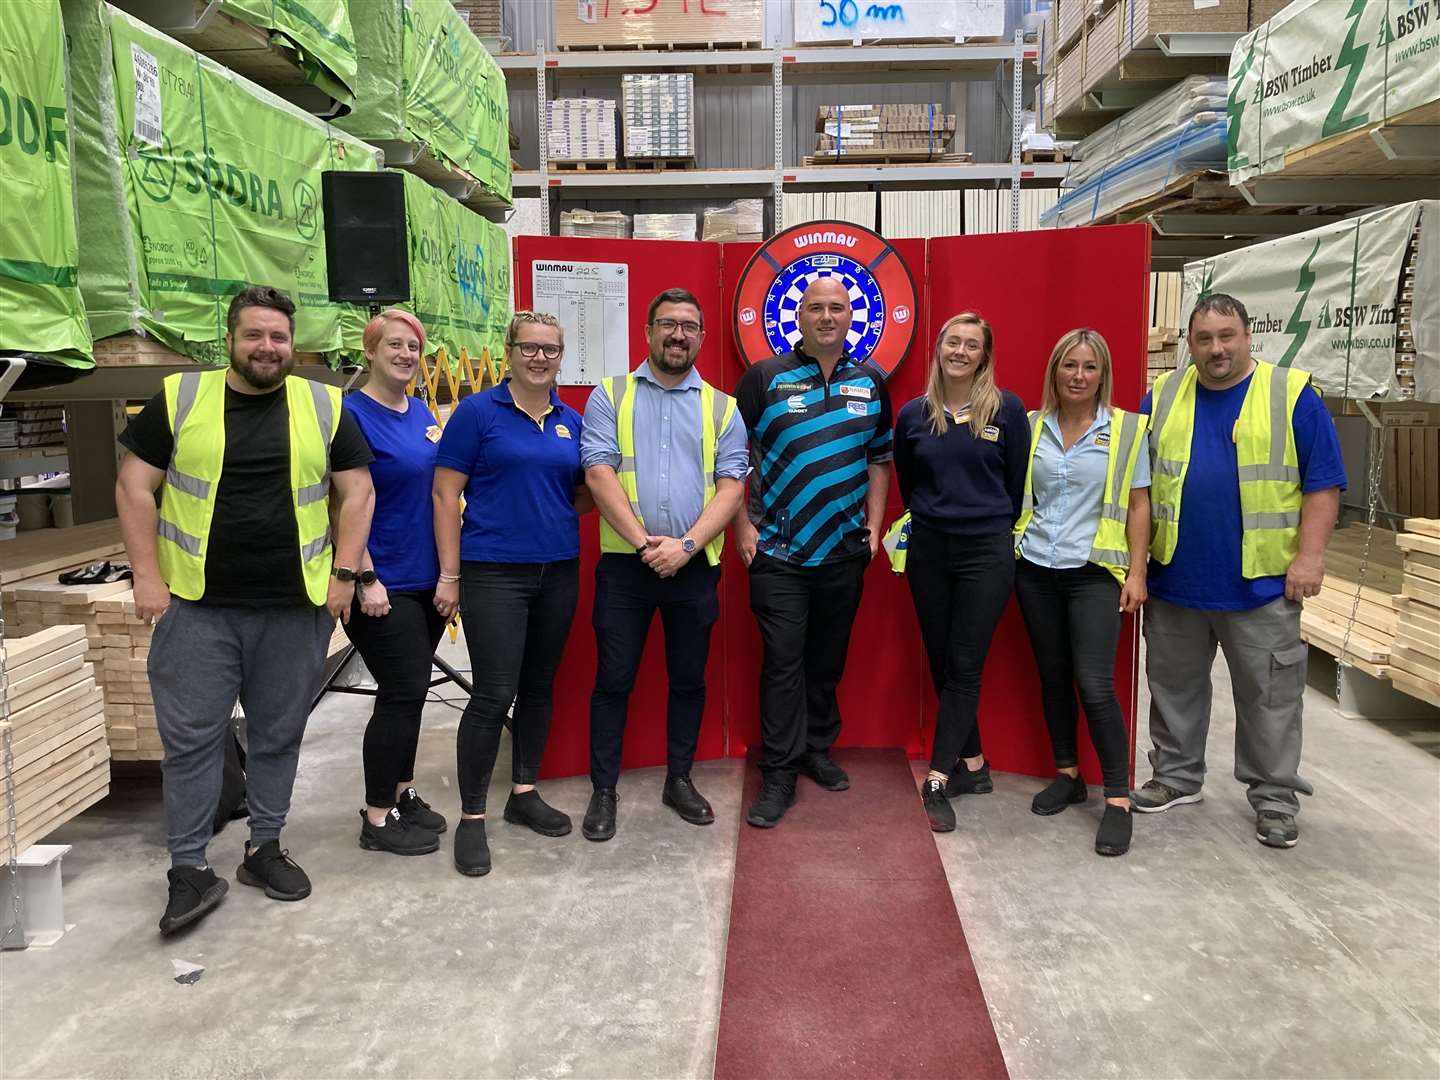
745, 780, 796, 828
359, 807, 440, 856
1031, 773, 1088, 816
236, 840, 312, 901
397, 787, 447, 834
798, 751, 849, 791
944, 760, 993, 797
1256, 810, 1299, 849
662, 775, 715, 825
454, 818, 492, 876
159, 866, 228, 936
582, 788, 618, 842
922, 778, 955, 832
1095, 804, 1133, 856
503, 789, 572, 837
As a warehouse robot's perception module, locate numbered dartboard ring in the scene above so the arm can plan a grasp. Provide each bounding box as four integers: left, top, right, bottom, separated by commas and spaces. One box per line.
733, 220, 917, 379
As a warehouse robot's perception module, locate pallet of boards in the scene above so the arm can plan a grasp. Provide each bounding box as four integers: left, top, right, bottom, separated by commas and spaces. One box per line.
1381, 427, 1440, 520
1390, 519, 1440, 709
1300, 523, 1405, 677
2, 626, 112, 855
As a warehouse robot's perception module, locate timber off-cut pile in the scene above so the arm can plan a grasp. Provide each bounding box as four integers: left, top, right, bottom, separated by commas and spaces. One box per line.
3, 581, 159, 761
1301, 524, 1404, 677
1391, 519, 1440, 708
3, 626, 111, 855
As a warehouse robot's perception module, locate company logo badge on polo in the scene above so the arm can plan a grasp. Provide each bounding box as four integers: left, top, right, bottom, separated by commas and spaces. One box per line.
838, 384, 871, 399
731, 221, 918, 380
1095, 430, 1111, 446
787, 395, 808, 414
425, 425, 442, 443
555, 424, 572, 439
980, 425, 1000, 442
846, 401, 867, 416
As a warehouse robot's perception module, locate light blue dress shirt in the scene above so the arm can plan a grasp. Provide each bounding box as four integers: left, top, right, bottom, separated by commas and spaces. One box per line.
1018, 406, 1151, 570
580, 361, 750, 540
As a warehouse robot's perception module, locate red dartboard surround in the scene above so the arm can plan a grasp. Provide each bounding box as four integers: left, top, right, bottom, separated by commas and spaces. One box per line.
732, 220, 919, 380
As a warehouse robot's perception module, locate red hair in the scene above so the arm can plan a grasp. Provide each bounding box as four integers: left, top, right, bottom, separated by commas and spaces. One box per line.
363, 309, 427, 357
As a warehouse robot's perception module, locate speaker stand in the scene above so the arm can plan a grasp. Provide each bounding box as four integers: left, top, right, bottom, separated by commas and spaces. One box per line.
311, 644, 473, 715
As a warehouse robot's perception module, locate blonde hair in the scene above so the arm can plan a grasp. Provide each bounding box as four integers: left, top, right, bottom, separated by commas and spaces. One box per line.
924, 312, 1001, 437
1039, 329, 1113, 416
506, 310, 563, 348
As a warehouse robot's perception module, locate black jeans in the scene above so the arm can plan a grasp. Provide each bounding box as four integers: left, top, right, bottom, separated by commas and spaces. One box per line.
906, 525, 1014, 774
1014, 557, 1130, 797
589, 554, 721, 789
747, 550, 868, 783
457, 560, 580, 814
343, 588, 448, 809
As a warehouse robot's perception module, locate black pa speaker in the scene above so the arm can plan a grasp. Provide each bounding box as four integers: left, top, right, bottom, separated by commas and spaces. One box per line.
321, 171, 410, 307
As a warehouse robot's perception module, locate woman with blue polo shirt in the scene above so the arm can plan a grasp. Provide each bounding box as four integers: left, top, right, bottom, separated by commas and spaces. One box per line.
343, 309, 449, 857
433, 311, 589, 878
1013, 328, 1150, 857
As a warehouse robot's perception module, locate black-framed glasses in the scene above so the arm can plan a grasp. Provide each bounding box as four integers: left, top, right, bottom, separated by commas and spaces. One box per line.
513, 341, 562, 359
651, 317, 703, 337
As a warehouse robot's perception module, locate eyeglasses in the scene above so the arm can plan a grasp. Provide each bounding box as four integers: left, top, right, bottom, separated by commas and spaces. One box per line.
651, 318, 703, 337
512, 341, 562, 359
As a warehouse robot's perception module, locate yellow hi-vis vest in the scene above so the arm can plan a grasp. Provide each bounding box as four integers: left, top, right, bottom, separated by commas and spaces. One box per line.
1013, 407, 1146, 586
596, 372, 737, 567
1148, 359, 1311, 579
158, 369, 342, 605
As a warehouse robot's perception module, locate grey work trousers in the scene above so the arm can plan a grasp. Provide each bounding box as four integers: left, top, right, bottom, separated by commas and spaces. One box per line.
149, 598, 334, 867
1143, 594, 1314, 815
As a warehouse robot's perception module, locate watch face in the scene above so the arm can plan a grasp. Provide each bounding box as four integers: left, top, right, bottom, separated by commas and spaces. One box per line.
358, 569, 378, 586
682, 538, 696, 553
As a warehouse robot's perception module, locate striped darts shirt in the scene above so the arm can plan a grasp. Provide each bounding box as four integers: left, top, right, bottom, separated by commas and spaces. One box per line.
735, 347, 893, 567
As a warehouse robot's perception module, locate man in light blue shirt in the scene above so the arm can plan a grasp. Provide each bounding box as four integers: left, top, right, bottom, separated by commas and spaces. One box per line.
578, 288, 749, 840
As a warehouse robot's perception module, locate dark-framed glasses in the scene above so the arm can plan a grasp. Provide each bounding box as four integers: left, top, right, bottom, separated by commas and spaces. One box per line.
513, 341, 562, 359
652, 317, 703, 337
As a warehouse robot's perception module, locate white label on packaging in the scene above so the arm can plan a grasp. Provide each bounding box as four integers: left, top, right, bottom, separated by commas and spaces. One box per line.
131, 44, 162, 147
1193, 0, 1220, 7
532, 261, 630, 387
577, 0, 597, 24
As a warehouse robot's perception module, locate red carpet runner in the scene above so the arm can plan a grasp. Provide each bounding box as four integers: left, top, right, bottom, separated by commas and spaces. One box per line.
714, 749, 1009, 1079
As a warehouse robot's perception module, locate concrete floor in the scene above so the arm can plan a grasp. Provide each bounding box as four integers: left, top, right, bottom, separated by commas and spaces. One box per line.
3, 634, 1438, 1079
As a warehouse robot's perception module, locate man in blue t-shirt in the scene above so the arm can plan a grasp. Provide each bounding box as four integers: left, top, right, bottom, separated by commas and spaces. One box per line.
1133, 293, 1345, 850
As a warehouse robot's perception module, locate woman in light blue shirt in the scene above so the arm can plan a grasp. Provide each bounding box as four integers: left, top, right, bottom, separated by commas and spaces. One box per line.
1012, 329, 1150, 857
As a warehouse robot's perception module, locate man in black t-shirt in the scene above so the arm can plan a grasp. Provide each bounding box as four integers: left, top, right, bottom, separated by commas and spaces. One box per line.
116, 286, 375, 935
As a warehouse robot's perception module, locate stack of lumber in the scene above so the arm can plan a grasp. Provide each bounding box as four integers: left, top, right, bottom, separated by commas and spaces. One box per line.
3, 626, 111, 855
1301, 523, 1404, 677
1147, 329, 1180, 387
812, 104, 956, 162
1390, 519, 1440, 708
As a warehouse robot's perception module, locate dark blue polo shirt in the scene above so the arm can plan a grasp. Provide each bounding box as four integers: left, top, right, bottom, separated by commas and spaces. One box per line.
434, 381, 584, 564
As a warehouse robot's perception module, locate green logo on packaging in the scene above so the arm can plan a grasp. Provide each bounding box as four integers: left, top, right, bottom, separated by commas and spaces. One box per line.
293, 179, 318, 240
1279, 239, 1321, 367
136, 135, 177, 203
1323, 0, 1371, 137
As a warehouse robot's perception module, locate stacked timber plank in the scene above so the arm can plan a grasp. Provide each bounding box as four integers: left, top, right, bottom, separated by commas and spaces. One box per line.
1302, 523, 1404, 677
812, 104, 956, 162
1391, 519, 1440, 708
4, 626, 111, 854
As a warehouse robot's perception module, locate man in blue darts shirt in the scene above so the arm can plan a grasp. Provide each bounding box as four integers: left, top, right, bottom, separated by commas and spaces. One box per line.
732, 277, 894, 829
1134, 293, 1345, 850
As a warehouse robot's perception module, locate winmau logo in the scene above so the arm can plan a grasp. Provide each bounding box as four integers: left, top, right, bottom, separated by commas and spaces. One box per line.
793, 231, 858, 250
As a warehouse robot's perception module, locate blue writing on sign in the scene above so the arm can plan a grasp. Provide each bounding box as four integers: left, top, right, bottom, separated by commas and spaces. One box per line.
816, 0, 905, 26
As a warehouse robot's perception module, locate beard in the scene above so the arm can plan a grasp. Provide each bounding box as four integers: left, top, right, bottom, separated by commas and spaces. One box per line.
651, 344, 696, 375
231, 351, 294, 390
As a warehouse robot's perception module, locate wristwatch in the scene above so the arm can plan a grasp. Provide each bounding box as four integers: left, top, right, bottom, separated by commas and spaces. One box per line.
357, 569, 378, 586
681, 536, 697, 555
332, 566, 357, 582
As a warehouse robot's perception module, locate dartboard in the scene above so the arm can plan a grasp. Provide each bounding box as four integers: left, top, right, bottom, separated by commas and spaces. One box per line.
734, 221, 917, 379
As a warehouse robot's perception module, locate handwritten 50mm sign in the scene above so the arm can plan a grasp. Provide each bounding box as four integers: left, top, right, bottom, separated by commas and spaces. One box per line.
732, 221, 918, 379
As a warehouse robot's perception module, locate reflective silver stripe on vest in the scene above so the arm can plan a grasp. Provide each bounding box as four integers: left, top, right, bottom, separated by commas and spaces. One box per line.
1153, 503, 1178, 522
1149, 369, 1186, 449
1090, 547, 1130, 568
1109, 410, 1141, 507
609, 376, 644, 519
1152, 457, 1185, 477
705, 390, 728, 488
1267, 363, 1289, 471
308, 379, 334, 459
172, 371, 202, 433
1021, 411, 1043, 513
165, 467, 211, 499
1100, 503, 1128, 523
1238, 463, 1301, 483
297, 476, 330, 506
1243, 510, 1301, 530
157, 518, 202, 556
300, 529, 332, 564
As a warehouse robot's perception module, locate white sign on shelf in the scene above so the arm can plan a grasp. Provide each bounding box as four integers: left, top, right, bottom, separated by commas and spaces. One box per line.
531, 260, 632, 387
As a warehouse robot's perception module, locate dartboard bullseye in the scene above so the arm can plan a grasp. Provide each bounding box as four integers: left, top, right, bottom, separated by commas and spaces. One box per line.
733, 220, 918, 380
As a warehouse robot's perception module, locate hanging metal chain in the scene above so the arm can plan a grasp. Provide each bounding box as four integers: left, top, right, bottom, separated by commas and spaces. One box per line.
1336, 420, 1385, 704
1, 585, 25, 949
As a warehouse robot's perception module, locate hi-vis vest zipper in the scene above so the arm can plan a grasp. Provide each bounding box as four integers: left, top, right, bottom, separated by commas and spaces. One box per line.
1148, 359, 1310, 579
1013, 407, 1146, 586
158, 369, 341, 605
597, 372, 737, 567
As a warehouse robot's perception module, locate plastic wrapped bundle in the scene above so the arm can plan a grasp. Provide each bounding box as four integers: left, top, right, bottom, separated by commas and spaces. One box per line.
1066, 77, 1226, 191
622, 74, 694, 160
560, 210, 631, 239
702, 199, 764, 242
634, 214, 697, 241
547, 99, 617, 163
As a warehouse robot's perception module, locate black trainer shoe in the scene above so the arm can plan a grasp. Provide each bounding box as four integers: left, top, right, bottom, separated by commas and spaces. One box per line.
798, 751, 850, 791
236, 840, 312, 901
454, 818, 492, 876
503, 789, 572, 837
944, 760, 993, 798
1031, 773, 1088, 816
1256, 810, 1299, 849
397, 788, 448, 834
158, 866, 228, 935
922, 778, 955, 832
359, 808, 440, 856
1094, 804, 1133, 856
1130, 779, 1203, 813
582, 789, 618, 842
662, 775, 715, 825
745, 780, 796, 828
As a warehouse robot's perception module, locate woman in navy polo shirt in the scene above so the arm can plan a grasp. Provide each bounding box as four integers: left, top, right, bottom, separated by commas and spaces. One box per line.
433, 311, 589, 878
343, 309, 449, 857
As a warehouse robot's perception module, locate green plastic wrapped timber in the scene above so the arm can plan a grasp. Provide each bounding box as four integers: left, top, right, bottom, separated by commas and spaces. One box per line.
61, 0, 381, 365
0, 0, 93, 365
336, 0, 511, 206
339, 172, 511, 372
